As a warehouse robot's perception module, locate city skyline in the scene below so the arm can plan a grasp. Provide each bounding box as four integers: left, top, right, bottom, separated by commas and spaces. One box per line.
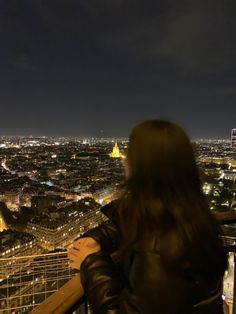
1, 0, 236, 138
0, 132, 235, 312
0, 135, 234, 142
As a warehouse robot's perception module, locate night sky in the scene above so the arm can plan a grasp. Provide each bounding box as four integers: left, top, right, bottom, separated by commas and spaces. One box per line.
1, 0, 236, 138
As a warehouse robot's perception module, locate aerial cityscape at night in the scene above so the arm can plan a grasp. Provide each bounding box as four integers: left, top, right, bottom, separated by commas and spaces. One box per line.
1, 0, 236, 313
0, 138, 126, 312
0, 135, 235, 312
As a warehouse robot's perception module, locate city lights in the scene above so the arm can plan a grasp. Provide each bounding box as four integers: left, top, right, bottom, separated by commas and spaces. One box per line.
0, 135, 235, 312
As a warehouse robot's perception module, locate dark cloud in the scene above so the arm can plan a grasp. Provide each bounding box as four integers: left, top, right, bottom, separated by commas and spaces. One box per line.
122, 1, 235, 75
0, 0, 236, 137
2, 0, 236, 74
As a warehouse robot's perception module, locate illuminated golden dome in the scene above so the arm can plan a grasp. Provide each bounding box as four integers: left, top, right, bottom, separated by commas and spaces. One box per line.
109, 143, 124, 159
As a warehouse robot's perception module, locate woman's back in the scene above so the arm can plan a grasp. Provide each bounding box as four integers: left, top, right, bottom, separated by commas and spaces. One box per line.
70, 119, 228, 313
118, 120, 227, 286
80, 204, 225, 313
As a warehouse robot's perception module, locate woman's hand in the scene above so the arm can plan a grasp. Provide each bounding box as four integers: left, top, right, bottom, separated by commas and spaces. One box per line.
74, 237, 101, 249
68, 237, 101, 270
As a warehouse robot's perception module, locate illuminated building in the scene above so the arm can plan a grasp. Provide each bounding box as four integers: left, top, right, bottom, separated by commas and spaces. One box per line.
221, 170, 236, 181
231, 129, 236, 148
20, 192, 32, 207
0, 230, 38, 259
197, 156, 236, 167
93, 186, 117, 205
31, 195, 65, 214
26, 206, 106, 250
0, 190, 20, 210
109, 142, 124, 158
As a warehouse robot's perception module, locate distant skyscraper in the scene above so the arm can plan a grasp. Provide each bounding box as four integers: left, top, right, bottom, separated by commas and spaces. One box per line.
231, 129, 236, 148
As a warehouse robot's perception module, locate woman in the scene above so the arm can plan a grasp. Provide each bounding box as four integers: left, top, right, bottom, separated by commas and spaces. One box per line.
68, 120, 227, 313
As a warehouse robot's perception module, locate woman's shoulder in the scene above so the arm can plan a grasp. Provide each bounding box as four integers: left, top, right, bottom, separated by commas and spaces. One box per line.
100, 199, 120, 225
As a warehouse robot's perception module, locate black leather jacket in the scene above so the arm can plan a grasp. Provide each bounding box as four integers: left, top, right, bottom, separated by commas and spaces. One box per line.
80, 202, 224, 314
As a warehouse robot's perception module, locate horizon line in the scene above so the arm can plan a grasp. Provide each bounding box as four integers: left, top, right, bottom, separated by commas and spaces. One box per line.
0, 134, 231, 141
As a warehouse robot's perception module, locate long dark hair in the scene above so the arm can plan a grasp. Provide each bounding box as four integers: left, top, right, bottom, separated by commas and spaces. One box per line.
117, 120, 227, 279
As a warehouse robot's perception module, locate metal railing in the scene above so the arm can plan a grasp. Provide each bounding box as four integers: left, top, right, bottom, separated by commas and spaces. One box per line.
31, 273, 85, 314
31, 241, 236, 314
0, 251, 77, 314
1, 211, 236, 314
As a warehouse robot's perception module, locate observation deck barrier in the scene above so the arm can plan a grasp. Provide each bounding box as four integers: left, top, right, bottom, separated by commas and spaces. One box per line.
1, 211, 236, 314
0, 251, 77, 314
